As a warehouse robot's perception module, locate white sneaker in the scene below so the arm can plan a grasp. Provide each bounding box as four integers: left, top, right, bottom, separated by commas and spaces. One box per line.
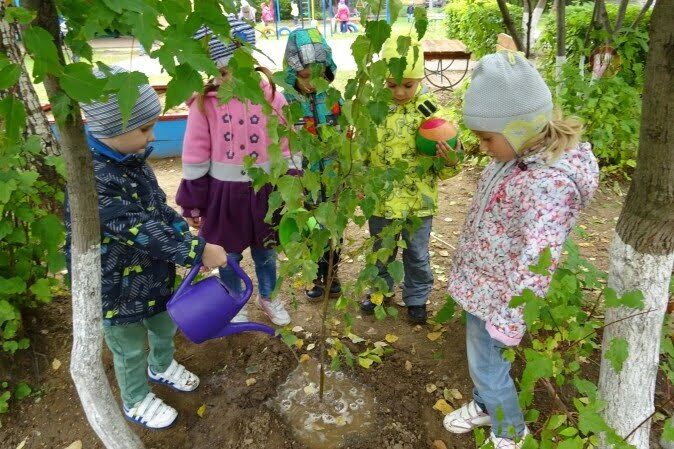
443, 400, 491, 434
489, 427, 529, 449
257, 296, 291, 326
230, 305, 250, 323
124, 392, 178, 429
148, 359, 200, 392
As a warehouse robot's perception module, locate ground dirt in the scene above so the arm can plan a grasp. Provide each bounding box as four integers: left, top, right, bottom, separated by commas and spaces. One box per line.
0, 157, 631, 449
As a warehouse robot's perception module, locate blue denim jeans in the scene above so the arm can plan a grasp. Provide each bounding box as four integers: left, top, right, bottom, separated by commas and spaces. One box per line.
466, 312, 526, 438
368, 216, 433, 307
219, 248, 277, 299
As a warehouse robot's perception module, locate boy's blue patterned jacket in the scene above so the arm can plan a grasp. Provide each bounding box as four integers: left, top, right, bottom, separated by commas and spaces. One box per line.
65, 136, 205, 325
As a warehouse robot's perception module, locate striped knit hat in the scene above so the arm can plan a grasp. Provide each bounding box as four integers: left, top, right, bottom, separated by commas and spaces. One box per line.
80, 66, 161, 139
195, 16, 256, 68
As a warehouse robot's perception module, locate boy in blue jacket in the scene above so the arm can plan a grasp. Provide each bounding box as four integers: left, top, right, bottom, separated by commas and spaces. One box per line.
65, 66, 227, 429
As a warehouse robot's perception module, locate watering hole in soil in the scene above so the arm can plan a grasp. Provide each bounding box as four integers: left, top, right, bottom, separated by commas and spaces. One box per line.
271, 357, 377, 449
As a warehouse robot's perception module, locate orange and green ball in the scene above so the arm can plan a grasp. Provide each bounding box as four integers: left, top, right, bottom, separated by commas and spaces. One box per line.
416, 118, 460, 157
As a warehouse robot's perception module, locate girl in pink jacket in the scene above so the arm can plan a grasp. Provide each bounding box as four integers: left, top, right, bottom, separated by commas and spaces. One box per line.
176, 23, 301, 327
442, 51, 599, 448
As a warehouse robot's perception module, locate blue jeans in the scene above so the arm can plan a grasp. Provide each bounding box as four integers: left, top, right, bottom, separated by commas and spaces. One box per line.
340, 21, 348, 32
219, 248, 277, 299
466, 312, 526, 438
368, 216, 433, 307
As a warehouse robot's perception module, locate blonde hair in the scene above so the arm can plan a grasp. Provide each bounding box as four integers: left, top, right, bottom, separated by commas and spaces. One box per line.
522, 111, 584, 162
197, 66, 276, 115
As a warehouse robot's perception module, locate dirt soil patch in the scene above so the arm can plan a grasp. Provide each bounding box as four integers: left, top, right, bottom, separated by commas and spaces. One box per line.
0, 159, 626, 449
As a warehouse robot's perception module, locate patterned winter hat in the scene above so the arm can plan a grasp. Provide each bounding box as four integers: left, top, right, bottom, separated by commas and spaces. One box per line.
194, 16, 256, 68
463, 50, 553, 153
381, 35, 424, 80
80, 66, 161, 139
283, 28, 337, 86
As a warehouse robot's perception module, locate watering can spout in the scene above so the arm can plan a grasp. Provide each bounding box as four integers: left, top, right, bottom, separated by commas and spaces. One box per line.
215, 322, 276, 338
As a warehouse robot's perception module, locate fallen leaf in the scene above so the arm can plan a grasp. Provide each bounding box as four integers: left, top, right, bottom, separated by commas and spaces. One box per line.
347, 333, 365, 344
304, 384, 318, 395
373, 341, 388, 348
405, 360, 413, 372
245, 378, 257, 386
449, 388, 463, 400
64, 441, 82, 449
438, 250, 450, 257
433, 399, 454, 415
295, 338, 304, 349
432, 440, 449, 449
306, 343, 316, 351
427, 331, 443, 341
52, 358, 61, 371
196, 404, 206, 417
299, 354, 310, 363
426, 383, 437, 393
384, 333, 399, 343
292, 325, 304, 333
15, 438, 28, 449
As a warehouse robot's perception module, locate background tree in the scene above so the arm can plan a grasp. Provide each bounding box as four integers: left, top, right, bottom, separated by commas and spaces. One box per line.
597, 1, 674, 448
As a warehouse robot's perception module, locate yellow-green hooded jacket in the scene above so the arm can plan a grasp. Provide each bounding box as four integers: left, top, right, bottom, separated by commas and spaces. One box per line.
368, 86, 458, 219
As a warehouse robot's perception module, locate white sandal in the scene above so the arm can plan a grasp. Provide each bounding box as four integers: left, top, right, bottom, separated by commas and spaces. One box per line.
148, 359, 200, 392
123, 392, 178, 429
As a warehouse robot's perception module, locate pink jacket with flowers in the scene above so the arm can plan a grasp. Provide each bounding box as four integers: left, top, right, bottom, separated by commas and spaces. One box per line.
448, 143, 599, 346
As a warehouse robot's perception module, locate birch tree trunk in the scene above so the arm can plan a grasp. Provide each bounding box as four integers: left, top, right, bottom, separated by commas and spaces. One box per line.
555, 0, 565, 89
521, 0, 546, 54
598, 2, 674, 448
25, 1, 144, 447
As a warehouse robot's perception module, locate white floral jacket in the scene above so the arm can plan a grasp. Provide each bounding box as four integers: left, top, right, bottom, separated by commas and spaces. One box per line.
447, 143, 599, 345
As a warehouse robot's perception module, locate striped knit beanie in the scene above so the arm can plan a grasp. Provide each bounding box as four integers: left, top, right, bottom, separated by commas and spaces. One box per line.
80, 66, 161, 139
195, 16, 256, 68
463, 50, 553, 153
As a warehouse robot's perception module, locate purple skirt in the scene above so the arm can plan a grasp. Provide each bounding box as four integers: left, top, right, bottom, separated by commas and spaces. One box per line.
177, 177, 279, 253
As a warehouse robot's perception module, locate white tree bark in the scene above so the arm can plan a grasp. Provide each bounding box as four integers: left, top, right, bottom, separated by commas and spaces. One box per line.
598, 232, 674, 449
70, 247, 144, 449
521, 0, 546, 51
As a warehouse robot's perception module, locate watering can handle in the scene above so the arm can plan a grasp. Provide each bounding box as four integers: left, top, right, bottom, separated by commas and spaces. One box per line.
172, 255, 254, 302
224, 254, 254, 305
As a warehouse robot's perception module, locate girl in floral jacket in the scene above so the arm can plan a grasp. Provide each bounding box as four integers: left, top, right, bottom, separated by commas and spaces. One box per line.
442, 51, 599, 449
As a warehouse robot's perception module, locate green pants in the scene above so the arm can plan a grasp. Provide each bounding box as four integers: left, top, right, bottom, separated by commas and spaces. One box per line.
103, 311, 177, 408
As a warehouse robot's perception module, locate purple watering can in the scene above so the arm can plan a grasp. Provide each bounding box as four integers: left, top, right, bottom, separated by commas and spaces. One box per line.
167, 255, 275, 344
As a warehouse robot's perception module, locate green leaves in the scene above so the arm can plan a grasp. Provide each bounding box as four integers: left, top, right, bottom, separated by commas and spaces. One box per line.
387, 57, 407, 84
0, 97, 26, 141
23, 27, 63, 81
352, 35, 372, 69
434, 295, 456, 324
104, 70, 150, 127
60, 63, 107, 103
165, 64, 203, 112
365, 20, 391, 54
605, 338, 629, 373
413, 7, 428, 40
604, 288, 644, 310
529, 247, 552, 275
0, 58, 20, 90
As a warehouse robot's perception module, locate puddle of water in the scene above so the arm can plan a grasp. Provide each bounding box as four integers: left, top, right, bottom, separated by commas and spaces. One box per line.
271, 358, 376, 449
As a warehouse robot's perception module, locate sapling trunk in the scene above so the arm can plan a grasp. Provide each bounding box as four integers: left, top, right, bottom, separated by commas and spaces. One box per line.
319, 241, 337, 400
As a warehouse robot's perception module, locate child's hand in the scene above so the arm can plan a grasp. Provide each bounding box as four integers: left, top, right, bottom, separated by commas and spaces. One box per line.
436, 140, 462, 166
202, 243, 227, 269
186, 217, 202, 230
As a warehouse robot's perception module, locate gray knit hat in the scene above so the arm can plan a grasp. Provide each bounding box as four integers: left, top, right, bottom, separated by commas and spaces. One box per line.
80, 66, 161, 139
194, 16, 256, 69
463, 51, 553, 153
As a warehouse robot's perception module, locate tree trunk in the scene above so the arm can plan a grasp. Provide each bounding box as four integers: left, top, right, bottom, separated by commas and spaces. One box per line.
496, 0, 525, 54
555, 0, 565, 88
598, 2, 674, 449
25, 1, 144, 447
521, 0, 546, 55
0, 5, 62, 194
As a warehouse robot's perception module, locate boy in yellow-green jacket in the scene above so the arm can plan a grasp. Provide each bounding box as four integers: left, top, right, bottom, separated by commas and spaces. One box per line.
360, 36, 460, 324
